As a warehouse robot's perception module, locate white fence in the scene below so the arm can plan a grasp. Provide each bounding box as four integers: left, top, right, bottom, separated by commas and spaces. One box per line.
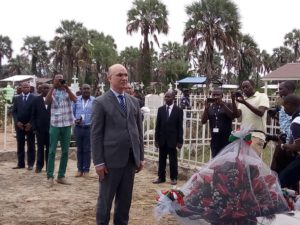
2, 95, 280, 170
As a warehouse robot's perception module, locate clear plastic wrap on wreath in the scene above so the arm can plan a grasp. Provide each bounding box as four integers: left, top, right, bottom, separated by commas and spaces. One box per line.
155, 130, 289, 225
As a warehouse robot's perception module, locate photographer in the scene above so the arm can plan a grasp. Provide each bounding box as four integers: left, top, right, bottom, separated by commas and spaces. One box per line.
201, 89, 235, 157
45, 74, 77, 187
270, 81, 296, 175
232, 80, 269, 156
278, 94, 300, 189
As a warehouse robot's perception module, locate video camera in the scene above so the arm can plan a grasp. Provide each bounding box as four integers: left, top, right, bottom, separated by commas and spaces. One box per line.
267, 105, 281, 117
206, 97, 217, 103
59, 79, 66, 85
234, 90, 243, 97
263, 133, 287, 149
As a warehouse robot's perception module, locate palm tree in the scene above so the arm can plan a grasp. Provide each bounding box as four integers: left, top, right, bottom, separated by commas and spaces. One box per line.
257, 50, 272, 76
235, 34, 259, 84
53, 20, 87, 83
127, 0, 169, 86
0, 35, 13, 77
21, 36, 49, 76
284, 29, 300, 62
183, 0, 240, 81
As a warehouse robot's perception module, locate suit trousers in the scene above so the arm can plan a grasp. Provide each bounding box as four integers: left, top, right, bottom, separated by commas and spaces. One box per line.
158, 145, 178, 180
75, 126, 91, 172
36, 130, 50, 170
96, 154, 136, 225
16, 129, 35, 167
279, 156, 300, 190
47, 126, 71, 179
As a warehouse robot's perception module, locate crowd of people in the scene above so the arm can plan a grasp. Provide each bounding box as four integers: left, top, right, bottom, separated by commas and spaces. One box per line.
6, 64, 300, 224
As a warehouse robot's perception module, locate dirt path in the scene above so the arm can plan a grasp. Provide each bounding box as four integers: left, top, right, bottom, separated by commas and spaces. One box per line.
0, 130, 182, 225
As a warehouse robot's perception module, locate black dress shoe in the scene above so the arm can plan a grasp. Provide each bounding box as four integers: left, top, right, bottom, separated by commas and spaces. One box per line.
152, 178, 166, 184
35, 168, 42, 173
171, 179, 177, 185
27, 166, 33, 171
12, 166, 25, 169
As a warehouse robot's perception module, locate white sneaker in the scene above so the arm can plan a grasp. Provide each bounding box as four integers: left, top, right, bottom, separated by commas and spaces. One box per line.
47, 178, 54, 188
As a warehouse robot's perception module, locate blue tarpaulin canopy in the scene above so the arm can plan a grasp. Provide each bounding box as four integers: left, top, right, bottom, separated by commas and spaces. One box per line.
177, 76, 207, 84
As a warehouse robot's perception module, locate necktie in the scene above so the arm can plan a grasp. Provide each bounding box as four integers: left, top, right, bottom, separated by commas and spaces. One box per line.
166, 106, 170, 119
23, 95, 27, 102
118, 95, 127, 114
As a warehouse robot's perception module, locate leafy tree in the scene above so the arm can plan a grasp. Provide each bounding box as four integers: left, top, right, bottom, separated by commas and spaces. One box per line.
88, 30, 118, 91
284, 29, 300, 62
7, 55, 31, 75
0, 35, 13, 77
21, 36, 49, 76
119, 46, 140, 82
127, 0, 169, 86
271, 46, 294, 69
158, 42, 189, 84
183, 0, 240, 82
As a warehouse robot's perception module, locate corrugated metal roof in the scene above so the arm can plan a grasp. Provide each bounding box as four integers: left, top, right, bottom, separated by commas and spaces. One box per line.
262, 63, 300, 81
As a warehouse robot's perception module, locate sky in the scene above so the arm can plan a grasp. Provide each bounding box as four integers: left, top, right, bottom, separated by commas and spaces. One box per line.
1, 0, 300, 59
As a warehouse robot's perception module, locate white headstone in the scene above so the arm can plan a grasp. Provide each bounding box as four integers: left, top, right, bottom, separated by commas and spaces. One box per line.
145, 94, 164, 110
70, 75, 79, 94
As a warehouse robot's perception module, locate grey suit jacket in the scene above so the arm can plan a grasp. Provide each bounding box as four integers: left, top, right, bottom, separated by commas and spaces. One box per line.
91, 90, 144, 168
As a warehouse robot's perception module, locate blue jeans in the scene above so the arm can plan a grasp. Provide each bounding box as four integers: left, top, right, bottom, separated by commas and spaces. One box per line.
75, 126, 91, 172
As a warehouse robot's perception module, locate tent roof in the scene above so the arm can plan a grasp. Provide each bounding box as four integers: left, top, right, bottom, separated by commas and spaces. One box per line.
177, 76, 207, 84
261, 63, 300, 81
0, 75, 34, 82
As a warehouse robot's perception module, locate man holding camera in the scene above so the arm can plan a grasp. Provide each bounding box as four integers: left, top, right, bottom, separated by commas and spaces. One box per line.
201, 89, 235, 157
270, 81, 296, 174
278, 94, 300, 189
45, 74, 77, 187
232, 80, 270, 156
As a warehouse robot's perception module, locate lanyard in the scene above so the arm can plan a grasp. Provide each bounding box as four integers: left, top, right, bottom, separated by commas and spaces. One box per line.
81, 98, 90, 112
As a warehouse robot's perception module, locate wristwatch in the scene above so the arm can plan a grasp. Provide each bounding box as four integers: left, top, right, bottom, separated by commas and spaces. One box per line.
281, 144, 285, 150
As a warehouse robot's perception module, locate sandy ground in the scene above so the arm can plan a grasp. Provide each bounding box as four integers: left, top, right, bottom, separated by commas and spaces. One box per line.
0, 130, 182, 225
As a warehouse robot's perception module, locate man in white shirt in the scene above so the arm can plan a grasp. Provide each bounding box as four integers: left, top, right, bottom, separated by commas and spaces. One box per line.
232, 80, 270, 155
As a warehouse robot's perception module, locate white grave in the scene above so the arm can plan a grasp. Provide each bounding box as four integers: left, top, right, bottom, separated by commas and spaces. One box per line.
145, 94, 164, 110
70, 75, 79, 94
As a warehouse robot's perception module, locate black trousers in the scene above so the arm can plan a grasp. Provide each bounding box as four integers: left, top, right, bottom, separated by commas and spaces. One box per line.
16, 129, 35, 167
36, 130, 49, 170
211, 132, 231, 158
158, 144, 178, 180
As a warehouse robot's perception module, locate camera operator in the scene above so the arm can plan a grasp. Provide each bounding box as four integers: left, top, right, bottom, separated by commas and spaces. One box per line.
278, 94, 300, 190
270, 81, 296, 174
201, 89, 236, 157
231, 80, 270, 156
45, 74, 77, 187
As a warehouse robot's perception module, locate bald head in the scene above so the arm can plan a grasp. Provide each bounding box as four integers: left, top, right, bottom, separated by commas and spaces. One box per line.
108, 64, 127, 78
283, 94, 300, 116
107, 64, 128, 93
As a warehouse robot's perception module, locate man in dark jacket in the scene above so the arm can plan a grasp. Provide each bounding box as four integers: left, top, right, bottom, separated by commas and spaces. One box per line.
153, 91, 184, 185
12, 82, 35, 170
31, 83, 51, 173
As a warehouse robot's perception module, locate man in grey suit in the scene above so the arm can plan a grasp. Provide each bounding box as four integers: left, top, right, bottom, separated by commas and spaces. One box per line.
91, 63, 144, 225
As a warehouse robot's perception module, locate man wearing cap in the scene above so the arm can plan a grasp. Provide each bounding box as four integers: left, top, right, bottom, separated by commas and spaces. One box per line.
91, 63, 144, 225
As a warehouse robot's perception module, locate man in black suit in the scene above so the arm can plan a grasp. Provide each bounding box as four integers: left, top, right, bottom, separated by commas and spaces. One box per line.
31, 83, 51, 173
12, 82, 35, 170
153, 91, 184, 185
